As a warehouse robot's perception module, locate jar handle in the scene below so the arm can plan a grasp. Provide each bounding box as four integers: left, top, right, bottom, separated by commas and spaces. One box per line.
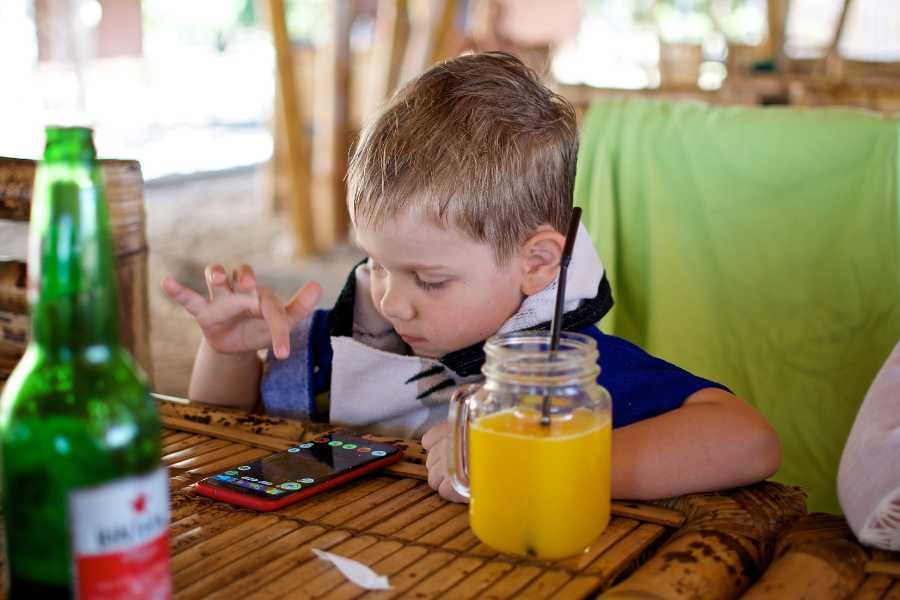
447, 384, 478, 499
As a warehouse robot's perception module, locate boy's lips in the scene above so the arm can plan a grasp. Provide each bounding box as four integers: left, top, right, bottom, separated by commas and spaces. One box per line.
398, 332, 426, 345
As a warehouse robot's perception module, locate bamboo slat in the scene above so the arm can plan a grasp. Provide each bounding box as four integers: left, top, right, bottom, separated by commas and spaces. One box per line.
868, 560, 900, 578
272, 534, 380, 598
318, 478, 419, 528
341, 483, 433, 531
311, 541, 423, 600
163, 438, 232, 463
443, 561, 516, 600
178, 525, 334, 600
183, 447, 271, 476
886, 581, 900, 600
168, 443, 254, 472
610, 501, 686, 528
393, 502, 467, 542
368, 492, 447, 537
418, 510, 473, 547
479, 565, 544, 599
364, 550, 456, 600
170, 509, 259, 558
401, 555, 485, 598
174, 519, 301, 589
516, 570, 572, 599
171, 513, 284, 574
207, 527, 348, 600
583, 523, 666, 582
557, 518, 640, 572
853, 575, 896, 600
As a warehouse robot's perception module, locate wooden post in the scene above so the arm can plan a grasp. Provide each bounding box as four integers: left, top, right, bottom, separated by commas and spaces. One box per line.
266, 0, 315, 256
428, 0, 459, 66
369, 0, 410, 110
767, 0, 789, 72
399, 0, 459, 86
821, 0, 854, 82
312, 0, 354, 251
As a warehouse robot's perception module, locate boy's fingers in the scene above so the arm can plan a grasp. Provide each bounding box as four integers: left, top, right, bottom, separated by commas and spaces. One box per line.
427, 456, 446, 491
425, 438, 446, 469
259, 287, 291, 359
204, 264, 232, 300
285, 281, 323, 325
233, 264, 257, 293
421, 422, 449, 450
438, 478, 467, 504
160, 276, 207, 316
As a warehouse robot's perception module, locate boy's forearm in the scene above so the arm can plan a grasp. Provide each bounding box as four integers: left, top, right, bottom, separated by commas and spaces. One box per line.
187, 338, 261, 411
611, 388, 781, 500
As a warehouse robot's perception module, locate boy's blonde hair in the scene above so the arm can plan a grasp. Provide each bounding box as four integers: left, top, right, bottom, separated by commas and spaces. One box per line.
347, 52, 578, 262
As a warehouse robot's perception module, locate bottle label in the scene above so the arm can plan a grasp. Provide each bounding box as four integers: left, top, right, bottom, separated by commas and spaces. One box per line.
69, 466, 171, 600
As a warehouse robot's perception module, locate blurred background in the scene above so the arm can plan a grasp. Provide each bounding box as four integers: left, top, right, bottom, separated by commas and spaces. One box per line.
0, 0, 898, 395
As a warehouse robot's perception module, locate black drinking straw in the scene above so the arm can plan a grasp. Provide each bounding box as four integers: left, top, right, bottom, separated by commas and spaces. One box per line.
541, 206, 582, 426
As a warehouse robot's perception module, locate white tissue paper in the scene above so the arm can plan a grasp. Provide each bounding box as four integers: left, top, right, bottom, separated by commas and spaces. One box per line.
312, 548, 391, 590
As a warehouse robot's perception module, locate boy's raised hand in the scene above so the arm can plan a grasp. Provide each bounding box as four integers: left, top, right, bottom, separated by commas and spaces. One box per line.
161, 264, 322, 359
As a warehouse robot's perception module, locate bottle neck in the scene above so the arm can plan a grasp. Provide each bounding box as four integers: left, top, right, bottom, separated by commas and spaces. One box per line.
28, 127, 120, 357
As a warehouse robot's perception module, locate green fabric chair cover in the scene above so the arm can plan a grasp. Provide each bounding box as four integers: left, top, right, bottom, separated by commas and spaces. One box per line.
575, 99, 900, 513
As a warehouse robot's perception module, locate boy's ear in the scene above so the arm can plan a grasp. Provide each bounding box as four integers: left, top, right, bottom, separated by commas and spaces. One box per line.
519, 227, 566, 296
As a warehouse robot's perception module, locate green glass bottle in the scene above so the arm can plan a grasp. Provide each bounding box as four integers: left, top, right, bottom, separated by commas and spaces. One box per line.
0, 127, 170, 598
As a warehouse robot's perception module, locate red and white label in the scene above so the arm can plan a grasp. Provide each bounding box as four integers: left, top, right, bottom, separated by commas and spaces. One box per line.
69, 467, 171, 600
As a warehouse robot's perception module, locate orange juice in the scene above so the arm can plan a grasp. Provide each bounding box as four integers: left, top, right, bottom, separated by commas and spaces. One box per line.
468, 407, 611, 559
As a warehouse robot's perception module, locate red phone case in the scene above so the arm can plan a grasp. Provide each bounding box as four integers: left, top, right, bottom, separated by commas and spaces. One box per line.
193, 451, 403, 511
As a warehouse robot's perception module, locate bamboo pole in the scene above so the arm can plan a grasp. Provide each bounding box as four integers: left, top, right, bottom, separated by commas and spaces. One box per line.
311, 0, 354, 252
266, 0, 315, 256
369, 0, 410, 110
767, 0, 789, 72
821, 0, 855, 82
603, 482, 808, 598
741, 514, 868, 599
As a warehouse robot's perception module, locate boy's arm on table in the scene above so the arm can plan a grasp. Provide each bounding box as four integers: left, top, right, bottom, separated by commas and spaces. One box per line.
188, 338, 261, 412
611, 387, 781, 500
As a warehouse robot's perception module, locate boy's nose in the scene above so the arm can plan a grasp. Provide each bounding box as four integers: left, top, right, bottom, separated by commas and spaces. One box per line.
380, 284, 416, 322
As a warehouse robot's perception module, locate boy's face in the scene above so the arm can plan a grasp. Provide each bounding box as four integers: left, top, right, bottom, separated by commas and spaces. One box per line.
355, 210, 526, 358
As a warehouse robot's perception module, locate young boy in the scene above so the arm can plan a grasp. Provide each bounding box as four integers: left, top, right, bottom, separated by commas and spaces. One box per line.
162, 52, 780, 503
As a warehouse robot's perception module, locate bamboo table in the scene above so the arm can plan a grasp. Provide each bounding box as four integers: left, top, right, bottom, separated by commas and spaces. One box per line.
3, 398, 900, 598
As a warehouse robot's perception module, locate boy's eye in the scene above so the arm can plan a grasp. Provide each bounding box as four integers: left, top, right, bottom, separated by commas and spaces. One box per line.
414, 273, 447, 292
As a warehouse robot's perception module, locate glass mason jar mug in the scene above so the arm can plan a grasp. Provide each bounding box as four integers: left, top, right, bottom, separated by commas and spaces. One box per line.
448, 331, 612, 560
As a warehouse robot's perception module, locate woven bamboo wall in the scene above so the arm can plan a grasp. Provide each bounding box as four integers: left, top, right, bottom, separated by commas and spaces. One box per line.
0, 157, 153, 384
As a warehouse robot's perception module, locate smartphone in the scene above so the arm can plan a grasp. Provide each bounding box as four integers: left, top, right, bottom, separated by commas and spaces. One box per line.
194, 432, 403, 511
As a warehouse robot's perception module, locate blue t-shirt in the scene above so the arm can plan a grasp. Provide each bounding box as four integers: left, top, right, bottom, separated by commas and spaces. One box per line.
261, 309, 728, 429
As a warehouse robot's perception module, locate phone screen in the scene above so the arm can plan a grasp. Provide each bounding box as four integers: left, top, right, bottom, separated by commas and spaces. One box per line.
200, 433, 401, 500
